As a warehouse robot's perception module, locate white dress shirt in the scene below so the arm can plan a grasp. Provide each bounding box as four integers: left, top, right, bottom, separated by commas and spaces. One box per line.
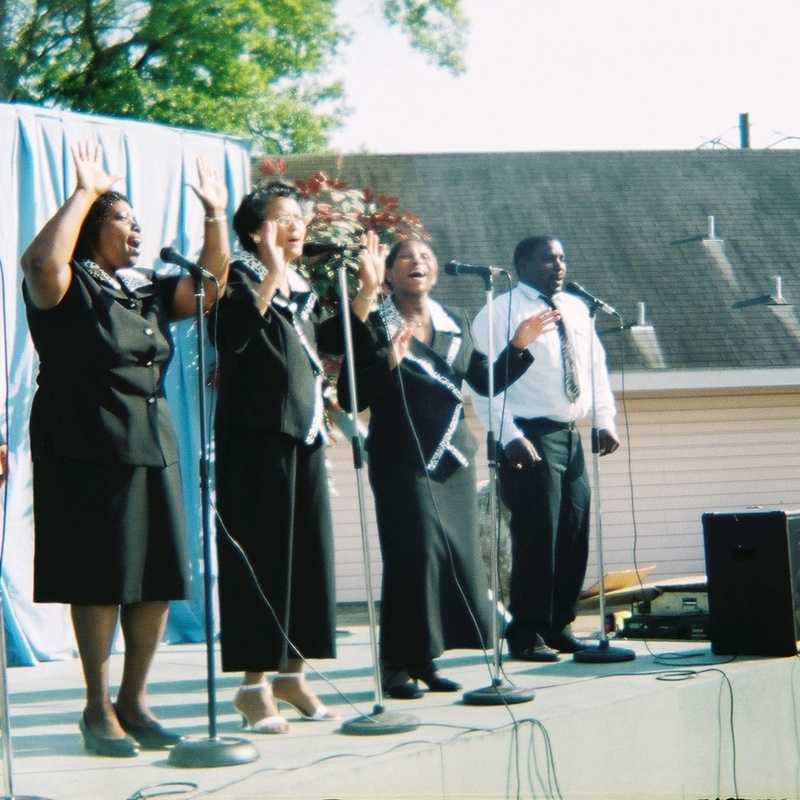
470, 282, 617, 447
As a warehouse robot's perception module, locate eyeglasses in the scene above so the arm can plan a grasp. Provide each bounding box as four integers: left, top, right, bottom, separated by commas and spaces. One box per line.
270, 214, 307, 227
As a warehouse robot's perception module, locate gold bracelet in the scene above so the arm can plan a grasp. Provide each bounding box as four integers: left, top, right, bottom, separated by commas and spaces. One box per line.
205, 214, 226, 223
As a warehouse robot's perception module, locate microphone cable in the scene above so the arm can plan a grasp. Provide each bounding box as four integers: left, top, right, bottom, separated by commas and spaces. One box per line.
373, 282, 555, 800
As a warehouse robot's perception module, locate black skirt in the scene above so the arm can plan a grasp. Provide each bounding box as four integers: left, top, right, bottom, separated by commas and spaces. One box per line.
215, 429, 336, 672
33, 456, 189, 605
368, 454, 492, 667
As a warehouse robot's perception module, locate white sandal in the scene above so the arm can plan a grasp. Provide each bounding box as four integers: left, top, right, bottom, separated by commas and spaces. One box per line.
233, 682, 289, 734
272, 673, 338, 721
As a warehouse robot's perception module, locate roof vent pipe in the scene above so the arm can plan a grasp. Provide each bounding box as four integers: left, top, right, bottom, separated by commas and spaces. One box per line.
739, 112, 750, 149
637, 302, 647, 326
771, 275, 786, 304
707, 215, 716, 239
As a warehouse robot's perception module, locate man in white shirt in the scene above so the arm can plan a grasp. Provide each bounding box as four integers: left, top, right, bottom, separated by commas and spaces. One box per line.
471, 236, 619, 661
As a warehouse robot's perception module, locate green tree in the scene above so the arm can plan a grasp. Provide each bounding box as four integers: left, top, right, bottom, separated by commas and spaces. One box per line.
0, 0, 466, 153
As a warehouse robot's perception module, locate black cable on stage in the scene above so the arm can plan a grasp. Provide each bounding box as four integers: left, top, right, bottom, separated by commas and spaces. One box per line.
165, 717, 562, 800
604, 317, 740, 798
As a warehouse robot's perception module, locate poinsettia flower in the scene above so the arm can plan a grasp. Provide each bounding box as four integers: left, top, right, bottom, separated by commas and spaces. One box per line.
276, 158, 287, 174
259, 159, 276, 176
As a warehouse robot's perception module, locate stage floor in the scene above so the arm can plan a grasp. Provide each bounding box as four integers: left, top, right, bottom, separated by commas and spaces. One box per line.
5, 614, 798, 800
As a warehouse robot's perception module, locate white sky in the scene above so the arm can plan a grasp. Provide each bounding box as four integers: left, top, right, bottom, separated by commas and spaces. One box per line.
329, 0, 800, 154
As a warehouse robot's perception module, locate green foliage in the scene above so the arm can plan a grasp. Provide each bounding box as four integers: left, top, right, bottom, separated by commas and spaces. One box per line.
1, 0, 466, 152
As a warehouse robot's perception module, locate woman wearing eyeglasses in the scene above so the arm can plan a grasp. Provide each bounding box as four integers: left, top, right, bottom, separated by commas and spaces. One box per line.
209, 182, 382, 732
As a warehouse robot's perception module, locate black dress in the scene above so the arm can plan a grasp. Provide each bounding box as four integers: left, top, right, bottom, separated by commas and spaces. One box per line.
23, 261, 190, 605
339, 297, 533, 668
209, 255, 336, 672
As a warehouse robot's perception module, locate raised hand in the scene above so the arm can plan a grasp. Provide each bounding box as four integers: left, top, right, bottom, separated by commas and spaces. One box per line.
388, 325, 414, 369
189, 156, 227, 216
357, 230, 385, 297
259, 220, 288, 278
71, 141, 121, 198
510, 308, 560, 349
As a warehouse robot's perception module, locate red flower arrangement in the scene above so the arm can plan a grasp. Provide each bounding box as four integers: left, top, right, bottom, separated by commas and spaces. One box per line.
257, 157, 430, 309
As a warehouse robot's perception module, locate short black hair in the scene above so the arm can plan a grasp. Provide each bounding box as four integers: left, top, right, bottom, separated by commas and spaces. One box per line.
233, 182, 302, 254
513, 236, 557, 275
385, 237, 432, 271
73, 191, 130, 261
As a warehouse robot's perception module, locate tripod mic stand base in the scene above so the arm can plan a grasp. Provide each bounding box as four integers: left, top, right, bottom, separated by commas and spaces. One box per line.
463, 679, 535, 706
167, 735, 259, 768
573, 640, 635, 663
340, 705, 419, 736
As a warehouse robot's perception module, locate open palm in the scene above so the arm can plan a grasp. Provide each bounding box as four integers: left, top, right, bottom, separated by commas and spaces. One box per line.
72, 141, 120, 196
190, 156, 227, 214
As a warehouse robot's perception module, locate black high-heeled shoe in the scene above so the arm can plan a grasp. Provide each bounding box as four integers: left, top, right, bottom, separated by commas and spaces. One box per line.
382, 668, 423, 700
408, 663, 462, 692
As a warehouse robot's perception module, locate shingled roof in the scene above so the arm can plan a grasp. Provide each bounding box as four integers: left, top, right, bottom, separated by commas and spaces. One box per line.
281, 150, 800, 374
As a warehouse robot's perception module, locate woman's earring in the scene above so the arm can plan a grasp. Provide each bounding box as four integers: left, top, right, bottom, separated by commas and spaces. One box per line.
252, 234, 262, 244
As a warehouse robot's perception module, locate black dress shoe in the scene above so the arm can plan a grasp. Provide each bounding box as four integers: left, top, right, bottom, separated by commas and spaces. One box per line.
114, 704, 183, 749
382, 667, 424, 700
79, 713, 139, 758
384, 681, 424, 700
509, 634, 560, 663
408, 663, 462, 692
543, 630, 587, 654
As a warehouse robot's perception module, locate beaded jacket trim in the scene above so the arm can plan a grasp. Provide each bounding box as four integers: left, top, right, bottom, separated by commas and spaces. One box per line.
78, 259, 153, 294
377, 296, 467, 472
234, 252, 325, 445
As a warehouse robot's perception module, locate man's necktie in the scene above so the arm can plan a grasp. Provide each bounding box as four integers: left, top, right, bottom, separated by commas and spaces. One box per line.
544, 295, 581, 401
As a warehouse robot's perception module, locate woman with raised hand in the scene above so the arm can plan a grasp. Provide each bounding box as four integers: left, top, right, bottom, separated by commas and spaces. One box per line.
338, 238, 558, 698
209, 181, 382, 733
21, 141, 229, 757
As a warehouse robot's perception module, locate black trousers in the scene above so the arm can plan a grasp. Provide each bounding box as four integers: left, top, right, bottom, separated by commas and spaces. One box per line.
499, 419, 591, 650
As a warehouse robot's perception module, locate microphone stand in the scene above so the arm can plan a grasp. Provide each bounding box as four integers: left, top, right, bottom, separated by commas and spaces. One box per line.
463, 271, 534, 706
168, 272, 258, 767
337, 266, 419, 736
573, 303, 635, 663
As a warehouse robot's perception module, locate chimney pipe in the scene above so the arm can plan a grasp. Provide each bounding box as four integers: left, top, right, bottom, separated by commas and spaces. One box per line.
707, 215, 716, 239
739, 113, 750, 149
637, 302, 647, 326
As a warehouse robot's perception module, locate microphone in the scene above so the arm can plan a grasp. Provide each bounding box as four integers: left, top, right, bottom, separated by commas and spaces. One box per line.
444, 261, 509, 277
565, 281, 619, 316
302, 242, 360, 258
160, 247, 214, 281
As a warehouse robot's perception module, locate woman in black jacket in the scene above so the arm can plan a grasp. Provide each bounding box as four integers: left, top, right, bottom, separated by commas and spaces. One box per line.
209, 182, 382, 731
21, 141, 229, 756
339, 238, 558, 697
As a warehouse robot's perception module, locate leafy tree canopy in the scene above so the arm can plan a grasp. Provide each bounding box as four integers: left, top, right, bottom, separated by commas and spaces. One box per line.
0, 0, 467, 153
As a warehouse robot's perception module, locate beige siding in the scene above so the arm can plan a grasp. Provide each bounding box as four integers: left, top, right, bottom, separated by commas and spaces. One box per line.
327, 389, 800, 601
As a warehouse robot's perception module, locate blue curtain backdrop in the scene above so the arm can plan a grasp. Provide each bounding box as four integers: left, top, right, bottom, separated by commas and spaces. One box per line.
0, 103, 252, 665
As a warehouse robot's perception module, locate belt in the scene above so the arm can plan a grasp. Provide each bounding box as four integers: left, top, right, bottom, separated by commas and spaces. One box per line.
515, 417, 577, 431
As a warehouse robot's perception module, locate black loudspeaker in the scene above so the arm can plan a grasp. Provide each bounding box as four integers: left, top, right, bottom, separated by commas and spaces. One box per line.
702, 508, 800, 657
